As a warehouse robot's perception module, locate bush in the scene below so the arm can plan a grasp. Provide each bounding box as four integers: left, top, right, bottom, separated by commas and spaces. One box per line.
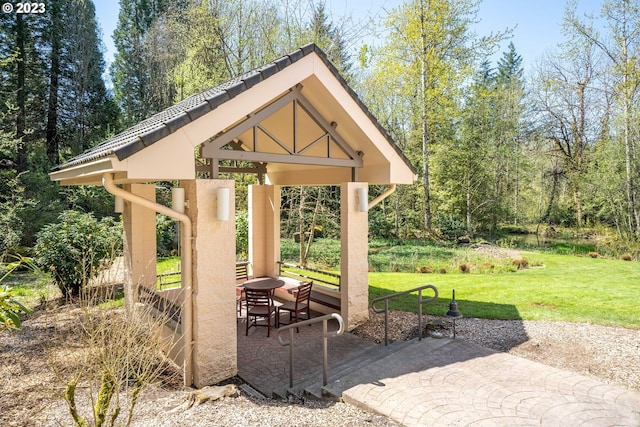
434, 213, 466, 240
0, 256, 34, 330
236, 210, 249, 258
35, 211, 122, 297
156, 214, 177, 257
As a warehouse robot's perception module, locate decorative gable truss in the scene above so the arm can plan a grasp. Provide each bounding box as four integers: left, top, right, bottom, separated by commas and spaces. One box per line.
200, 85, 364, 180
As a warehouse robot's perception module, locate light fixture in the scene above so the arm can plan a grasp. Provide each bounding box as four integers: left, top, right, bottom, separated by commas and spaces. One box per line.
172, 187, 185, 214
357, 187, 368, 213
114, 196, 124, 214
445, 289, 463, 339
217, 187, 230, 221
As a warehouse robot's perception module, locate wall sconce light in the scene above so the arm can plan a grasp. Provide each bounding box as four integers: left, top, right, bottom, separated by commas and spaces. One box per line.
114, 196, 124, 214
217, 187, 230, 221
357, 187, 368, 213
172, 187, 185, 214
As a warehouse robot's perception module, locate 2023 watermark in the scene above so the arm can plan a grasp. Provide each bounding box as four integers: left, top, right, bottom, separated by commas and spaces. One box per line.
2, 2, 46, 14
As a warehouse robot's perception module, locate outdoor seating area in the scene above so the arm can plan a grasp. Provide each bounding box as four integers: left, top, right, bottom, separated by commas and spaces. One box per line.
236, 262, 315, 336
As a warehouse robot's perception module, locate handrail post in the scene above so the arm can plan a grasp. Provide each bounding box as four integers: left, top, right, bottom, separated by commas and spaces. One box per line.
322, 318, 328, 386
288, 328, 294, 388
418, 289, 422, 341
384, 299, 389, 346
278, 313, 345, 392
371, 285, 438, 346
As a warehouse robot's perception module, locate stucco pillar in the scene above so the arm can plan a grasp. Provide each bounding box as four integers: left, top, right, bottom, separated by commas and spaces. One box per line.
340, 182, 369, 330
248, 185, 281, 277
184, 179, 236, 387
122, 183, 157, 311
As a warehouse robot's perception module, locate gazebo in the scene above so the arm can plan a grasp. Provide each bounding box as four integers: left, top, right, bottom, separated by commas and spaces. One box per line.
50, 44, 416, 387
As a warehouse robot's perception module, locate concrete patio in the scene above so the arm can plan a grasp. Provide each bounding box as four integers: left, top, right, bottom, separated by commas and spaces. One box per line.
236, 317, 640, 426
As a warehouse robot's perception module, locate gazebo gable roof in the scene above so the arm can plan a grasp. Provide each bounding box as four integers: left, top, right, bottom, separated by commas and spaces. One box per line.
50, 44, 416, 186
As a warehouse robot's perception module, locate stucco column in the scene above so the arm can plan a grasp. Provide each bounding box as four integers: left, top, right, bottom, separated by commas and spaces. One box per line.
184, 179, 237, 387
248, 185, 281, 277
340, 182, 369, 330
122, 183, 157, 311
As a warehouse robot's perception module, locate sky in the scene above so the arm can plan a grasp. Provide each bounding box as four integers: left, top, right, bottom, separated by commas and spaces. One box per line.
94, 0, 605, 78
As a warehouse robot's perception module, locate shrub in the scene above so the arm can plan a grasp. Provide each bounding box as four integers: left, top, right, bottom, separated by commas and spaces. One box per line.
459, 263, 471, 273
512, 258, 529, 269
236, 211, 249, 258
482, 262, 495, 271
621, 253, 633, 261
439, 268, 447, 274
49, 289, 182, 427
0, 256, 34, 330
156, 214, 177, 257
588, 251, 599, 258
35, 211, 122, 297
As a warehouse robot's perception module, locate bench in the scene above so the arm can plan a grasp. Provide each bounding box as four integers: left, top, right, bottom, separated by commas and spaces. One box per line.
277, 261, 341, 312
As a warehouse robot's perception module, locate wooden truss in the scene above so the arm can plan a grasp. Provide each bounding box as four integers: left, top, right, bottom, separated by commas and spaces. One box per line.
200, 85, 363, 179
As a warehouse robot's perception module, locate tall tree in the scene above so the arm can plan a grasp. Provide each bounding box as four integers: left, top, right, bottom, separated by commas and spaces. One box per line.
45, 1, 62, 164
368, 0, 504, 232
494, 42, 527, 226
532, 41, 605, 227
306, 1, 352, 78
0, 12, 47, 172
566, 0, 640, 236
44, 0, 117, 162
112, 0, 174, 124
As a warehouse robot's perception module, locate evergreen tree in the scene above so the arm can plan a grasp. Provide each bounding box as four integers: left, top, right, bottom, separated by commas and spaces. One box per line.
111, 0, 174, 124
494, 42, 527, 226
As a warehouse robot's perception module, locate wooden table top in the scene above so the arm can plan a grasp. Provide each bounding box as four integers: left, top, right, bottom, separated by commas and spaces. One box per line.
242, 277, 284, 291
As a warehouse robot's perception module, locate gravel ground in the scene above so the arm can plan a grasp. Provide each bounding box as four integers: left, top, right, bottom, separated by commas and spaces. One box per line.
353, 310, 640, 392
2, 304, 639, 427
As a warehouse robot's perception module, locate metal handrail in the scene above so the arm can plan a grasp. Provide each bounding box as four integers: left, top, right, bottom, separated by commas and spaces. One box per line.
371, 285, 439, 345
277, 313, 345, 389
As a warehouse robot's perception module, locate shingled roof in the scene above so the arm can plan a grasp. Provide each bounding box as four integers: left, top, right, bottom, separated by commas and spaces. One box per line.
52, 43, 415, 175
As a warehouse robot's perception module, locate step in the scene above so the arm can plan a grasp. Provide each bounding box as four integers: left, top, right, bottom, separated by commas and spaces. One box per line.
321, 337, 453, 399
285, 337, 444, 400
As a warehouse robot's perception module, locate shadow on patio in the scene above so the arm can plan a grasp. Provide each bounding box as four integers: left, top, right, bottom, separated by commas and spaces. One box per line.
236, 299, 530, 400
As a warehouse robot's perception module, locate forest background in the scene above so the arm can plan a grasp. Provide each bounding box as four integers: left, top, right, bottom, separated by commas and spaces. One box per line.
1, 0, 640, 261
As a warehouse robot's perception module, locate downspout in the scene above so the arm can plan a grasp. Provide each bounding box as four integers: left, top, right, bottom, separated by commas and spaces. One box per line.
368, 184, 396, 210
102, 173, 193, 387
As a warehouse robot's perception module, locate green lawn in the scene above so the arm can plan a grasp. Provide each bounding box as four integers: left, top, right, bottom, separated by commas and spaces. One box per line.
4, 244, 637, 330
369, 252, 640, 329
156, 257, 181, 289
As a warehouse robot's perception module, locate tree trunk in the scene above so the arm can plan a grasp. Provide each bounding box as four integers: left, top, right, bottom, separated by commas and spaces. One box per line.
420, 2, 432, 231
46, 1, 61, 165
298, 187, 306, 265
465, 166, 473, 238
15, 14, 27, 172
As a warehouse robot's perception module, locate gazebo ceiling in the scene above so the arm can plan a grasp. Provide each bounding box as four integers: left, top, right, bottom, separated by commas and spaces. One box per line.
50, 44, 416, 187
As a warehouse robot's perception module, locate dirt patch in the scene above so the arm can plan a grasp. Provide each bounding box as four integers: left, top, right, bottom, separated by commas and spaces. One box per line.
471, 242, 522, 259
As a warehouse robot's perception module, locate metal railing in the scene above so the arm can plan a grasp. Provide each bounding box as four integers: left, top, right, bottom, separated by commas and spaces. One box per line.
371, 285, 439, 346
157, 271, 182, 289
277, 313, 345, 389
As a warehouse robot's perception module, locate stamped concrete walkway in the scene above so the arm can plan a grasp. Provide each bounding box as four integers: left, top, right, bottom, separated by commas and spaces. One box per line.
237, 318, 640, 426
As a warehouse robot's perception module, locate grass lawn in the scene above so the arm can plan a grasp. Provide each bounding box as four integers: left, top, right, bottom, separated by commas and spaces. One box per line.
4, 242, 637, 330
369, 252, 640, 329
156, 257, 181, 289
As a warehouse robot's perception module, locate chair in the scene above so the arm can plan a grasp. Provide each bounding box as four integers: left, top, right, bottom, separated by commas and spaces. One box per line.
244, 288, 276, 337
277, 282, 312, 332
236, 262, 251, 316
